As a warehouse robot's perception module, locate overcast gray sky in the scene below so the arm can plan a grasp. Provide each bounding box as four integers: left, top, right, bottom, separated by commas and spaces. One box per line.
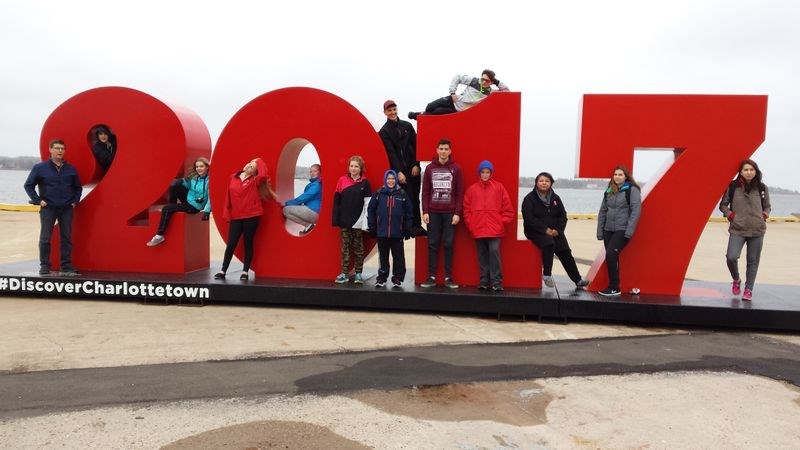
1, 0, 798, 190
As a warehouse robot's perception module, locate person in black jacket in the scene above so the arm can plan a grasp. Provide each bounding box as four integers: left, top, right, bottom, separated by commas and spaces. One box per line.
521, 172, 587, 289
24, 139, 83, 275
367, 170, 413, 288
91, 125, 116, 172
332, 155, 372, 284
378, 100, 425, 237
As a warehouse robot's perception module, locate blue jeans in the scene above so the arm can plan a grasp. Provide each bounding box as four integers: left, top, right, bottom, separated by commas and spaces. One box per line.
427, 212, 455, 278
726, 234, 764, 290
39, 205, 74, 269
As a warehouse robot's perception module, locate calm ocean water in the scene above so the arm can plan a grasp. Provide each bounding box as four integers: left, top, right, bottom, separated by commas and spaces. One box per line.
3, 169, 799, 216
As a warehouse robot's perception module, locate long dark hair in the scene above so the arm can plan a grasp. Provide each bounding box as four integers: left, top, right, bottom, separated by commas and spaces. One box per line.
736, 159, 763, 193
607, 165, 640, 194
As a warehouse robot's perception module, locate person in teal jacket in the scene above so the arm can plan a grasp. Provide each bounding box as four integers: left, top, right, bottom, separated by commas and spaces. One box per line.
283, 164, 322, 235
147, 157, 211, 246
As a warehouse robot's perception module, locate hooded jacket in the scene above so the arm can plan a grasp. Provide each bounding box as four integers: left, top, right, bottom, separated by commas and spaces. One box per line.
463, 162, 515, 238
181, 175, 211, 214
367, 170, 413, 239
285, 176, 322, 213
719, 178, 771, 237
223, 158, 269, 222
421, 155, 464, 216
596, 182, 642, 239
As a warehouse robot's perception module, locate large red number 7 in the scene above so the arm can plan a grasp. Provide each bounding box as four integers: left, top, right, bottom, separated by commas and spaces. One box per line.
578, 95, 768, 295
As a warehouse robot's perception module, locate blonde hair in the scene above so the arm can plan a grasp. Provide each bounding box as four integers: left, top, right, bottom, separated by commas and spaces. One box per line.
348, 155, 365, 176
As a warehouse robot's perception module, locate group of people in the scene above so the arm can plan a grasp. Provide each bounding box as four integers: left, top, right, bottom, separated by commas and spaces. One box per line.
24, 69, 771, 300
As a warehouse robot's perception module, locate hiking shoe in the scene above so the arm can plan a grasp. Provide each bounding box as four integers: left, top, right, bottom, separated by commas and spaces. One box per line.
375, 279, 386, 288
478, 284, 489, 290
492, 284, 504, 291
354, 273, 363, 284
146, 235, 165, 247
575, 279, 589, 289
61, 266, 80, 275
299, 223, 315, 235
420, 277, 436, 288
39, 266, 50, 275
598, 287, 621, 297
214, 271, 225, 279
392, 280, 403, 288
742, 288, 753, 301
543, 276, 555, 288
408, 112, 420, 120
732, 279, 741, 295
334, 273, 348, 283
444, 278, 459, 289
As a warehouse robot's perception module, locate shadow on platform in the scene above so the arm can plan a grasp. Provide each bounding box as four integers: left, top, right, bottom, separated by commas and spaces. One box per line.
0, 261, 797, 331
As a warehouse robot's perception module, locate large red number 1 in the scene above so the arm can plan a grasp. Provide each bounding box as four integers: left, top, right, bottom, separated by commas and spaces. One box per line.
40, 87, 212, 273
578, 95, 768, 295
415, 93, 541, 288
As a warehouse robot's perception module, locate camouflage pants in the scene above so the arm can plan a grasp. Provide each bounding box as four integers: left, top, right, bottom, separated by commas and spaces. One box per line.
340, 228, 365, 273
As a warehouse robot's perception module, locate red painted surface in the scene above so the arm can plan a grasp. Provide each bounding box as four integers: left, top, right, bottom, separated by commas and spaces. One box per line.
210, 87, 387, 279
415, 93, 541, 288
39, 87, 211, 273
579, 95, 768, 295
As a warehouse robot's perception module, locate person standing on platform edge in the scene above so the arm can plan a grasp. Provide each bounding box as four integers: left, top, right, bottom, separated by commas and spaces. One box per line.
407, 69, 510, 119
215, 157, 277, 281
420, 138, 464, 289
522, 172, 589, 290
367, 169, 413, 288
463, 160, 515, 291
282, 163, 322, 235
146, 157, 211, 247
596, 166, 641, 297
332, 155, 371, 284
719, 159, 770, 301
24, 139, 83, 275
379, 100, 425, 237
91, 125, 116, 172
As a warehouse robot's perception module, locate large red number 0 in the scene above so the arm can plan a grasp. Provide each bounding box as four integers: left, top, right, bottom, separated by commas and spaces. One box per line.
578, 95, 768, 295
414, 93, 541, 288
40, 87, 212, 273
210, 87, 388, 279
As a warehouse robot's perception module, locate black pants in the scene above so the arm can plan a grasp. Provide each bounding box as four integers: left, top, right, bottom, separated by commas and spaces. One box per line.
401, 175, 422, 228
603, 230, 629, 290
424, 96, 457, 115
427, 212, 455, 278
475, 237, 502, 286
157, 179, 199, 235
39, 205, 73, 269
377, 237, 406, 282
221, 216, 260, 273
540, 243, 582, 283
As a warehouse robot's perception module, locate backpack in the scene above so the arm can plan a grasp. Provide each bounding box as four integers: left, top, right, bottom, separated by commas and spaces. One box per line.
726, 181, 767, 211
603, 187, 631, 207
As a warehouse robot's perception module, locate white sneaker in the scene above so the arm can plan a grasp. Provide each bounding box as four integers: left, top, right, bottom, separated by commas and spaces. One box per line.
543, 275, 555, 288
146, 235, 165, 246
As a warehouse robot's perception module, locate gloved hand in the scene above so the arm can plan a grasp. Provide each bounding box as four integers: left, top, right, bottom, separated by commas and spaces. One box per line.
202, 212, 210, 221
404, 232, 411, 241
727, 212, 735, 222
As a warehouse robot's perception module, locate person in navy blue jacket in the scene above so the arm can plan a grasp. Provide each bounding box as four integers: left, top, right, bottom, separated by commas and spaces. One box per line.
24, 139, 83, 275
368, 170, 413, 288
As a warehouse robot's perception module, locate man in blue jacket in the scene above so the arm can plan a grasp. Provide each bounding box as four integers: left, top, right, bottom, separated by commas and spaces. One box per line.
24, 139, 83, 275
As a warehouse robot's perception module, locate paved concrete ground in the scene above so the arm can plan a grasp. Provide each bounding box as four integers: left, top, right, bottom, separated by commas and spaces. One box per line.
0, 211, 798, 449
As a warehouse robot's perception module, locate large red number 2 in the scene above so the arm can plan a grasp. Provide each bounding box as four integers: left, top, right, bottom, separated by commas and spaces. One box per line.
40, 87, 212, 273
578, 95, 768, 295
414, 93, 541, 288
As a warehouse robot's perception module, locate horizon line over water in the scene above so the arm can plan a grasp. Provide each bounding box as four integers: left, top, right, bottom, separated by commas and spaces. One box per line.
2, 169, 798, 216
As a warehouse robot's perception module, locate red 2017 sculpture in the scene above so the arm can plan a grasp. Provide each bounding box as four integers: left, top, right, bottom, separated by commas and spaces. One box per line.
39, 87, 768, 295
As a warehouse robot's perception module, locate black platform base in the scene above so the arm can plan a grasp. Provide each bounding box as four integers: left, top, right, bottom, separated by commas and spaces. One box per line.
1, 261, 798, 331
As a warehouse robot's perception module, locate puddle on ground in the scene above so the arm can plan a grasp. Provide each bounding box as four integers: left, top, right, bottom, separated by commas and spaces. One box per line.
161, 420, 369, 450
352, 380, 552, 426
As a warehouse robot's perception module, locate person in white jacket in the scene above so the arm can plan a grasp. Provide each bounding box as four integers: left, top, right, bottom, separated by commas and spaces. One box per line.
408, 69, 510, 120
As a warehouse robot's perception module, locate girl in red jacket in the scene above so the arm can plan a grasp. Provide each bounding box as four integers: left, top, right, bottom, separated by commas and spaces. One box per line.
463, 160, 516, 290
215, 158, 276, 280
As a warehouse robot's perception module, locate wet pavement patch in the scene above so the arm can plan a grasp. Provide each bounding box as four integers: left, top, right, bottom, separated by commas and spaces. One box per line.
352, 380, 552, 426
161, 420, 369, 450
